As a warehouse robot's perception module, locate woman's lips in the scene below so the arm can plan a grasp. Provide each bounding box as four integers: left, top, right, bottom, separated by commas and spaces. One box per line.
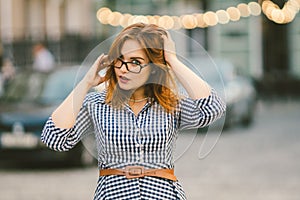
119, 76, 130, 84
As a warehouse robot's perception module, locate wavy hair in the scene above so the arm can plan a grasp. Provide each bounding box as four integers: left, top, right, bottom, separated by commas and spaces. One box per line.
103, 23, 179, 113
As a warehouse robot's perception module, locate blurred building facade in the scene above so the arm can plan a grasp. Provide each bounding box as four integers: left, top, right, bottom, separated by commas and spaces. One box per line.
0, 0, 99, 67
0, 0, 93, 41
208, 1, 263, 80
1, 0, 299, 95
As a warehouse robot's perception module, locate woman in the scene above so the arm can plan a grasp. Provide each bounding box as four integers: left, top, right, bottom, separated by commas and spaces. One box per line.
41, 23, 226, 200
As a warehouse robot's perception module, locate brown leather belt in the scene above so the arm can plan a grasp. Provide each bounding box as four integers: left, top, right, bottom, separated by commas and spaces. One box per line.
99, 166, 177, 181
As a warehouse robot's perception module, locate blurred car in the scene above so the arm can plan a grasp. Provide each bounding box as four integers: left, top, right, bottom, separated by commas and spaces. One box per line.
0, 65, 95, 167
186, 57, 257, 129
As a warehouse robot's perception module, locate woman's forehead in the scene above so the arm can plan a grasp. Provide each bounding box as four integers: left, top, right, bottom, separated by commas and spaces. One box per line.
120, 39, 146, 58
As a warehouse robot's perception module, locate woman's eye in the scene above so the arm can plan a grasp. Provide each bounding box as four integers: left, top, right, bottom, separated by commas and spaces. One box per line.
131, 60, 141, 65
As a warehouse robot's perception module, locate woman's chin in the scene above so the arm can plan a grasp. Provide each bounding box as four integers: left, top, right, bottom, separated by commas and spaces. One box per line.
117, 83, 134, 91
118, 84, 130, 91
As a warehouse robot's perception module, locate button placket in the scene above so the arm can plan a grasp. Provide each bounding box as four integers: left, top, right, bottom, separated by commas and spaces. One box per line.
137, 130, 144, 162
134, 115, 145, 162
132, 122, 139, 161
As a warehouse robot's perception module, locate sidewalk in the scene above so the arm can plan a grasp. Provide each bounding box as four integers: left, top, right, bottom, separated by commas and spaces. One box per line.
175, 98, 300, 200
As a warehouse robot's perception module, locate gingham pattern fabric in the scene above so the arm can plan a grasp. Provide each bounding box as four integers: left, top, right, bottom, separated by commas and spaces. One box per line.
41, 89, 225, 200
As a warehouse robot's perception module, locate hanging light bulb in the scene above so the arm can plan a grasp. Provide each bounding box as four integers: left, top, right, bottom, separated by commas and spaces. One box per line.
158, 15, 174, 29
203, 11, 218, 26
248, 2, 262, 16
95, 1, 298, 29
216, 10, 230, 24
181, 14, 197, 29
227, 6, 241, 21
194, 13, 207, 28
97, 7, 112, 24
237, 3, 251, 17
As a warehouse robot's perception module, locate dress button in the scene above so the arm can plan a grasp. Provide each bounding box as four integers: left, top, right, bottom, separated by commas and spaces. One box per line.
140, 154, 144, 162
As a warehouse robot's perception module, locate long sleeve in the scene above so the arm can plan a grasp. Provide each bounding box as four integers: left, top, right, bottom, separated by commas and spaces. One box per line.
178, 89, 226, 130
41, 101, 94, 152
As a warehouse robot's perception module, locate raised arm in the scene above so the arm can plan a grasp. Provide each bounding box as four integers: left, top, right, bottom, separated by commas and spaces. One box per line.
51, 54, 108, 128
163, 33, 211, 99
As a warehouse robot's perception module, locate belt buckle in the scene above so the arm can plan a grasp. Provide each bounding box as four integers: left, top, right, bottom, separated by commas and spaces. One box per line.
125, 166, 145, 179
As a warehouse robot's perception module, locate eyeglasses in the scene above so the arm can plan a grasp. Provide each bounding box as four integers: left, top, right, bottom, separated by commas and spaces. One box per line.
113, 58, 149, 74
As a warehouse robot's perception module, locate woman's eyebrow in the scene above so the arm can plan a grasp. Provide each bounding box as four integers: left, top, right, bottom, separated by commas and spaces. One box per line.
130, 56, 145, 61
119, 55, 146, 61
118, 55, 144, 60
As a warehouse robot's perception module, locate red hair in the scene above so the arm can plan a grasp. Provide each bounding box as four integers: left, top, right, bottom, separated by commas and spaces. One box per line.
104, 23, 179, 113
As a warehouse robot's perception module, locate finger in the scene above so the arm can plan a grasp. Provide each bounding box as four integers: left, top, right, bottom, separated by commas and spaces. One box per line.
161, 34, 168, 43
92, 54, 104, 70
165, 30, 171, 38
94, 54, 107, 71
96, 53, 104, 63
100, 55, 110, 67
97, 54, 111, 77
164, 30, 173, 41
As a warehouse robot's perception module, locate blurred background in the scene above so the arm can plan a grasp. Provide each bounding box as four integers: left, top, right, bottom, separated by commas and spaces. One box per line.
1, 0, 300, 96
0, 0, 300, 200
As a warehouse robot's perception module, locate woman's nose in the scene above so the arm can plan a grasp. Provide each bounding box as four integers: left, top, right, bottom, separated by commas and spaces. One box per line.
120, 63, 129, 73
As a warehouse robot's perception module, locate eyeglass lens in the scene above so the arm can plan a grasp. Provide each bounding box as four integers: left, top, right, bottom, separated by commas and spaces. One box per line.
114, 59, 142, 73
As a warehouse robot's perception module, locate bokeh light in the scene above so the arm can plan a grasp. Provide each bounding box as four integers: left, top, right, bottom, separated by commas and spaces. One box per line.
96, 1, 299, 29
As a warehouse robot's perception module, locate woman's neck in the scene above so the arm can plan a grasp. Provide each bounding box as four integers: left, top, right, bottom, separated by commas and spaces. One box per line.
130, 87, 146, 100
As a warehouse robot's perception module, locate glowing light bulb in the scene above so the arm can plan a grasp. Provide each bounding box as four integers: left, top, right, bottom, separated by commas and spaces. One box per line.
203, 11, 218, 26
216, 10, 230, 24
97, 7, 112, 24
249, 2, 262, 16
181, 15, 197, 29
227, 6, 241, 21
237, 3, 251, 17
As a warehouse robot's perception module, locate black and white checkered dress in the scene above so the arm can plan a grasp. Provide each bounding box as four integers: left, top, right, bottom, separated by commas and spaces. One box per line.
41, 89, 225, 200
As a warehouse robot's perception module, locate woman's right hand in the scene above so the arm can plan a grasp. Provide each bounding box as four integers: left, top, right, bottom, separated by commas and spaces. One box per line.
82, 54, 109, 89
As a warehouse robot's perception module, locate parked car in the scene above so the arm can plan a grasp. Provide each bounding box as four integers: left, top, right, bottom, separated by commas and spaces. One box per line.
0, 65, 95, 167
185, 57, 257, 129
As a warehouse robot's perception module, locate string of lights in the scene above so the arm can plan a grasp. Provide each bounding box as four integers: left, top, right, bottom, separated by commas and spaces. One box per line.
96, 1, 300, 29
262, 0, 300, 24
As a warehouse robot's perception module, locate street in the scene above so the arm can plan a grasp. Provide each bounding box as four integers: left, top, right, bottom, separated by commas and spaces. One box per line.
0, 99, 300, 200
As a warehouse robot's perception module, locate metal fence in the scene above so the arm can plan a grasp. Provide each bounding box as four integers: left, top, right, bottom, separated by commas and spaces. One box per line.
2, 35, 104, 69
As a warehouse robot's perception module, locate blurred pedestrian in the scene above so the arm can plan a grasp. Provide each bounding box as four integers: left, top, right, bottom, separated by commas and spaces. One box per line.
30, 43, 55, 98
0, 44, 3, 68
41, 23, 226, 200
0, 58, 16, 96
32, 43, 55, 73
0, 44, 3, 95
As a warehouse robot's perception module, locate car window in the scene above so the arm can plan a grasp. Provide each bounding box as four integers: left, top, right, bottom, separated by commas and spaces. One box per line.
39, 66, 83, 105
0, 70, 40, 102
0, 66, 83, 105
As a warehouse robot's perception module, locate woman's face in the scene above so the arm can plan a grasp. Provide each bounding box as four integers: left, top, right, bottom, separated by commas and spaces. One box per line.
114, 39, 152, 92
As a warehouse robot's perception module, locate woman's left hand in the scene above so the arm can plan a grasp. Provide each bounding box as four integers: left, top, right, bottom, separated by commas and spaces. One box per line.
162, 31, 211, 99
163, 32, 178, 67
